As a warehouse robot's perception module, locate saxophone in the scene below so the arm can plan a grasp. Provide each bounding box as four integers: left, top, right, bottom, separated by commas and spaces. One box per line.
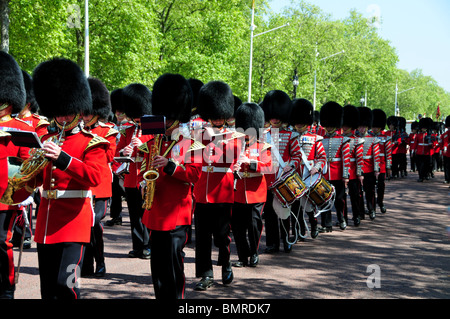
142, 134, 163, 210
0, 123, 66, 205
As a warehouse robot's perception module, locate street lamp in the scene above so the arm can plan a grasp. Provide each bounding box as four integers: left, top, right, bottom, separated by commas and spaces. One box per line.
292, 69, 299, 99
247, 0, 289, 102
84, 0, 89, 77
313, 49, 345, 110
395, 82, 415, 116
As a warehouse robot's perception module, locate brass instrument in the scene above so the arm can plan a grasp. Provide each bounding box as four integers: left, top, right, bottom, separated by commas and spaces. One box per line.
0, 123, 66, 205
142, 134, 163, 210
115, 123, 139, 177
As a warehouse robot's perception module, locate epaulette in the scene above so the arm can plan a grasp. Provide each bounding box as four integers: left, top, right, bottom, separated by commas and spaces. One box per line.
138, 142, 150, 154
119, 128, 127, 136
356, 137, 365, 145
230, 131, 246, 140
188, 139, 206, 152
105, 127, 120, 139
14, 117, 33, 128
290, 131, 300, 140
315, 135, 324, 142
36, 117, 50, 128
384, 135, 392, 142
342, 136, 351, 144
85, 135, 110, 152
0, 130, 11, 138
260, 142, 272, 152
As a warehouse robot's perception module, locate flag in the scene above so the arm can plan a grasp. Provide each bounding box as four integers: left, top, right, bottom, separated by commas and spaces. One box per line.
436, 103, 441, 120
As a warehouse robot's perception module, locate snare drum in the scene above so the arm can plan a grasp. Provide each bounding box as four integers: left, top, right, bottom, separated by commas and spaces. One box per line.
269, 169, 308, 207
304, 174, 334, 208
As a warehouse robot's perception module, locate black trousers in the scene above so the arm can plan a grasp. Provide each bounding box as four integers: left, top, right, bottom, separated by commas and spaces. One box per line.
125, 187, 149, 251
291, 198, 317, 237
410, 152, 416, 172
231, 202, 264, 261
37, 242, 85, 299
360, 172, 376, 213
110, 175, 125, 219
321, 180, 346, 226
345, 178, 363, 221
376, 173, 386, 208
150, 225, 189, 300
416, 154, 431, 180
194, 203, 232, 278
263, 190, 290, 248
0, 210, 17, 298
83, 197, 108, 272
444, 156, 450, 182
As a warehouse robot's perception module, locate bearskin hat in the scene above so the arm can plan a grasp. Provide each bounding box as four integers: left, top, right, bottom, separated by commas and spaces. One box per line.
261, 90, 292, 123
342, 104, 360, 130
152, 73, 193, 123
387, 116, 398, 128
445, 116, 450, 128
197, 80, 234, 121
110, 88, 124, 113
0, 51, 26, 114
233, 95, 242, 114
33, 58, 92, 118
122, 83, 152, 119
410, 121, 419, 131
313, 110, 320, 124
235, 102, 265, 138
21, 70, 39, 113
290, 98, 314, 126
397, 117, 406, 130
187, 78, 204, 115
372, 109, 387, 129
87, 77, 111, 120
320, 102, 343, 128
418, 117, 431, 130
357, 107, 373, 128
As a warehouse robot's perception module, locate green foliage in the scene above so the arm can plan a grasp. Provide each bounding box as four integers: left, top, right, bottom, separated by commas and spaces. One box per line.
5, 0, 449, 120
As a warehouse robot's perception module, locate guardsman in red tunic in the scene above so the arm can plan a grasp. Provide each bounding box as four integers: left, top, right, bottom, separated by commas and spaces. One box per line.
409, 121, 419, 173
260, 90, 302, 253
193, 81, 243, 291
441, 117, 450, 184
385, 116, 398, 179
320, 102, 351, 232
397, 117, 409, 178
0, 131, 10, 199
289, 99, 326, 239
31, 58, 109, 299
81, 77, 119, 278
137, 74, 203, 299
414, 117, 434, 182
356, 107, 381, 220
342, 105, 364, 226
116, 83, 153, 259
231, 102, 272, 268
371, 109, 392, 215
0, 52, 33, 299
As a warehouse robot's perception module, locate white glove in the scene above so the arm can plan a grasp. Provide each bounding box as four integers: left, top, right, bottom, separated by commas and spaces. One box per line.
18, 195, 34, 208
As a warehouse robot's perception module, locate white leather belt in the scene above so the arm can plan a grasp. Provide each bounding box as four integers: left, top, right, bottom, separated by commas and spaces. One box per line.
363, 156, 373, 159
379, 153, 385, 156
202, 166, 233, 173
42, 189, 92, 200
327, 158, 342, 162
418, 143, 429, 146
349, 158, 356, 162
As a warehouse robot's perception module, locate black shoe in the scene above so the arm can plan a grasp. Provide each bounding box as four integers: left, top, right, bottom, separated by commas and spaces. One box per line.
380, 206, 386, 214
222, 263, 233, 285
249, 254, 259, 267
140, 248, 151, 259
339, 220, 347, 230
310, 227, 319, 238
232, 260, 248, 267
283, 243, 292, 253
318, 226, 332, 233
128, 248, 151, 259
369, 210, 376, 220
417, 179, 423, 182
263, 245, 279, 254
353, 217, 360, 227
105, 217, 122, 226
95, 263, 106, 277
23, 238, 32, 249
194, 277, 214, 291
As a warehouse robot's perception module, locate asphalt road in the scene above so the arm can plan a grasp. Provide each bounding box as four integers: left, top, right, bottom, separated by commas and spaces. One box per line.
13, 169, 450, 301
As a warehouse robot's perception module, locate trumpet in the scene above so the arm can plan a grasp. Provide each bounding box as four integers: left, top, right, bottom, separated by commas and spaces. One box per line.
142, 134, 163, 210
0, 122, 66, 205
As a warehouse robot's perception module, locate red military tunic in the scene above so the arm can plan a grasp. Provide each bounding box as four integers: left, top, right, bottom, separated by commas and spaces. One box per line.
409, 131, 417, 155
321, 131, 351, 181
234, 140, 272, 204
358, 133, 381, 174
414, 132, 433, 155
115, 124, 153, 188
19, 113, 50, 137
295, 131, 327, 178
370, 130, 392, 174
342, 130, 364, 180
194, 128, 244, 204
0, 116, 33, 210
86, 121, 119, 198
0, 131, 11, 198
441, 129, 450, 158
33, 129, 109, 244
140, 133, 203, 231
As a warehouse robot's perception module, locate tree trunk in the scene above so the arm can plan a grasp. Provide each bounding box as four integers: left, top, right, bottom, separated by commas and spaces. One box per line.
0, 0, 10, 53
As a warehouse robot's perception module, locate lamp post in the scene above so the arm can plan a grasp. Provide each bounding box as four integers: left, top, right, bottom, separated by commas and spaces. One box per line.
395, 82, 415, 116
247, 0, 289, 102
313, 49, 345, 110
84, 0, 89, 77
292, 69, 299, 99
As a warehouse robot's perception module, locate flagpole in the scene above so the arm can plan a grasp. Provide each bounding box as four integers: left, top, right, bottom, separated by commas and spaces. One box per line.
84, 0, 89, 77
247, 0, 255, 102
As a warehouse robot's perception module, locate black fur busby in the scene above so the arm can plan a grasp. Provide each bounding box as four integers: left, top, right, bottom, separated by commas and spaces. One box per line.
387, 116, 398, 128
233, 95, 242, 114
418, 117, 431, 130
342, 104, 360, 130
110, 88, 124, 113
152, 73, 193, 123
235, 102, 265, 138
320, 102, 343, 128
261, 90, 292, 123
122, 83, 152, 119
187, 78, 203, 114
371, 109, 387, 129
32, 58, 92, 118
357, 107, 373, 128
313, 110, 320, 124
445, 116, 450, 128
22, 70, 39, 113
290, 98, 314, 126
397, 117, 406, 131
197, 81, 234, 121
87, 77, 111, 120
0, 51, 26, 113
411, 121, 419, 131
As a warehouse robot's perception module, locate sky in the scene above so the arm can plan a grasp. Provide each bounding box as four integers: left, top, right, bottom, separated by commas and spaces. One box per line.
269, 0, 450, 93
